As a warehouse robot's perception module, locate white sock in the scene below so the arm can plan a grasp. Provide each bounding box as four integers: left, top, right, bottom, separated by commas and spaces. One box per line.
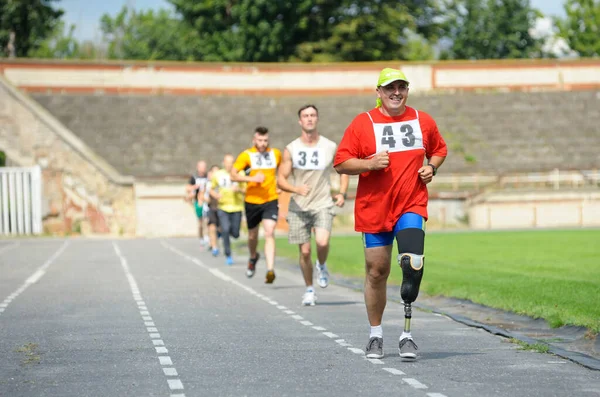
370, 325, 383, 339
316, 261, 326, 269
306, 286, 314, 293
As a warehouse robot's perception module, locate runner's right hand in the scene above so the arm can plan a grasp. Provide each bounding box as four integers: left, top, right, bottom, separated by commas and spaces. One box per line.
296, 184, 311, 196
253, 172, 265, 183
369, 151, 390, 170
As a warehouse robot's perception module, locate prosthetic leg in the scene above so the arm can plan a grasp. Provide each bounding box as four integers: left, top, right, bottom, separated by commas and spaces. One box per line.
396, 228, 425, 359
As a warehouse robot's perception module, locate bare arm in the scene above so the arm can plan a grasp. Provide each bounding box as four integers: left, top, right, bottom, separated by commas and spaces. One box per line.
231, 167, 264, 184
418, 155, 446, 185
332, 173, 350, 207
334, 151, 390, 175
276, 149, 296, 193
277, 149, 310, 195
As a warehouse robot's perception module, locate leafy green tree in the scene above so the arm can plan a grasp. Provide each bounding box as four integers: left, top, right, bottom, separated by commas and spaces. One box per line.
29, 21, 80, 59
441, 0, 542, 59
100, 6, 201, 61
0, 0, 63, 57
557, 0, 600, 57
170, 0, 441, 62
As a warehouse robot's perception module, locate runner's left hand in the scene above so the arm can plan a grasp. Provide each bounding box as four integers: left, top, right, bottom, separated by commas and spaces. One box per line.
418, 165, 434, 184
334, 193, 345, 207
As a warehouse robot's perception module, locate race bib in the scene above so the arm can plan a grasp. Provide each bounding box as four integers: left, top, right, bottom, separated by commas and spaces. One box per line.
292, 147, 325, 170
373, 119, 424, 154
194, 177, 207, 190
249, 151, 276, 170
218, 174, 233, 188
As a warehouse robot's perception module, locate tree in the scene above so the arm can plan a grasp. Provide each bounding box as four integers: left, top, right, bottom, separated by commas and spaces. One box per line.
100, 6, 201, 61
169, 0, 441, 62
441, 0, 542, 59
29, 21, 80, 59
0, 0, 63, 57
557, 0, 600, 57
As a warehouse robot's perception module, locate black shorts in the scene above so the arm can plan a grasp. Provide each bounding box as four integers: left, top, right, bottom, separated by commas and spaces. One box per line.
245, 199, 279, 230
207, 208, 220, 226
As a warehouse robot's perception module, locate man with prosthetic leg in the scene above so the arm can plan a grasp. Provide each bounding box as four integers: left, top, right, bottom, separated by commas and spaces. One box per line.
334, 68, 447, 359
397, 221, 425, 358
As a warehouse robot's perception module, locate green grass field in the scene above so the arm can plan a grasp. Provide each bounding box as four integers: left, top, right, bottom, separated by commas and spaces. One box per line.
274, 229, 600, 332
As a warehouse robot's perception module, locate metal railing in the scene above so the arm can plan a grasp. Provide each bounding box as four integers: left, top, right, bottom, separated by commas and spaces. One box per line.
0, 166, 43, 235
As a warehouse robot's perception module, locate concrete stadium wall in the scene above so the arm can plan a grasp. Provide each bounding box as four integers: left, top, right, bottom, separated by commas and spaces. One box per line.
0, 75, 136, 235
1, 58, 600, 95
468, 190, 600, 229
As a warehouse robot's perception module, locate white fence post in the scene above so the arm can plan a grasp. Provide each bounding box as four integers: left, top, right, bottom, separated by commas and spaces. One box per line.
0, 166, 43, 236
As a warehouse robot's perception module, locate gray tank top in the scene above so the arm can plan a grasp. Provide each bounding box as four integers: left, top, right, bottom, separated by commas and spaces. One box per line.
286, 135, 338, 212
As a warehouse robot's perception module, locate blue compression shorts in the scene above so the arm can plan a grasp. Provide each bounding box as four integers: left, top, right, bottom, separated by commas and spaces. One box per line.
363, 212, 425, 248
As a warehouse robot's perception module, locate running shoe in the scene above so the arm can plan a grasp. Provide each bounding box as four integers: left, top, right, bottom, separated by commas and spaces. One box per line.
265, 270, 276, 284
225, 256, 233, 266
246, 253, 260, 278
398, 336, 418, 359
316, 262, 329, 288
302, 290, 316, 306
365, 337, 384, 359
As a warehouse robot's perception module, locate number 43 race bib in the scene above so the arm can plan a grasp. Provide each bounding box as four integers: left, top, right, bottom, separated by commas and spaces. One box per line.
373, 119, 424, 154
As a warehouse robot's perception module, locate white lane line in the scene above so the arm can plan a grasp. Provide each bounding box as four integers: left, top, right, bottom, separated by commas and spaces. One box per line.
161, 241, 440, 395
163, 368, 178, 376
159, 356, 173, 366
403, 378, 428, 389
276, 305, 287, 310
0, 241, 68, 317
170, 394, 186, 397
0, 242, 19, 254
291, 315, 304, 320
113, 242, 184, 394
348, 348, 364, 355
427, 393, 448, 397
300, 320, 314, 326
383, 368, 406, 375
335, 339, 354, 346
366, 358, 385, 364
168, 379, 184, 390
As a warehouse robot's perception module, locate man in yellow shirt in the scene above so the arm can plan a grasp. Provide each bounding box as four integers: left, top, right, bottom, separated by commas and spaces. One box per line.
231, 126, 281, 283
210, 154, 245, 266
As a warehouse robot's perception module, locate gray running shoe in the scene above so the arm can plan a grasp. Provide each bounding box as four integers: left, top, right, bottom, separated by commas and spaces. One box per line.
398, 337, 418, 359
365, 337, 384, 359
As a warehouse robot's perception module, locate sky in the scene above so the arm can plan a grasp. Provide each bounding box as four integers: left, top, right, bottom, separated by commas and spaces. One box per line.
59, 0, 567, 42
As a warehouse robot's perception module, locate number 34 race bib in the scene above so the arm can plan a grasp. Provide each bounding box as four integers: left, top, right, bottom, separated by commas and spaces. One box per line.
292, 148, 325, 170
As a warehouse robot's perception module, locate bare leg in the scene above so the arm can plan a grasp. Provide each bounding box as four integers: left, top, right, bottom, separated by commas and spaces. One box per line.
262, 219, 276, 271
248, 226, 259, 259
364, 245, 393, 326
209, 223, 218, 250
298, 242, 312, 287
314, 228, 330, 265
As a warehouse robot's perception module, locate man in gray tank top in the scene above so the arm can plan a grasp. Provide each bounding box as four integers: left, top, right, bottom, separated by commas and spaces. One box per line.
277, 105, 350, 306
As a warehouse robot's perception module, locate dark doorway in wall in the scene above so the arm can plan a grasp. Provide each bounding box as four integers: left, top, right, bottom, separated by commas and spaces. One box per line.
0, 151, 5, 167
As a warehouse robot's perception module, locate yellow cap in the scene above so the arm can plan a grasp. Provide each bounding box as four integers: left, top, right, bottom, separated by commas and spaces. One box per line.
377, 68, 409, 87
376, 68, 409, 108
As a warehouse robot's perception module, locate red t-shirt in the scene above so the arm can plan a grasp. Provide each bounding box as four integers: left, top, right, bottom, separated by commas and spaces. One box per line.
334, 106, 447, 233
